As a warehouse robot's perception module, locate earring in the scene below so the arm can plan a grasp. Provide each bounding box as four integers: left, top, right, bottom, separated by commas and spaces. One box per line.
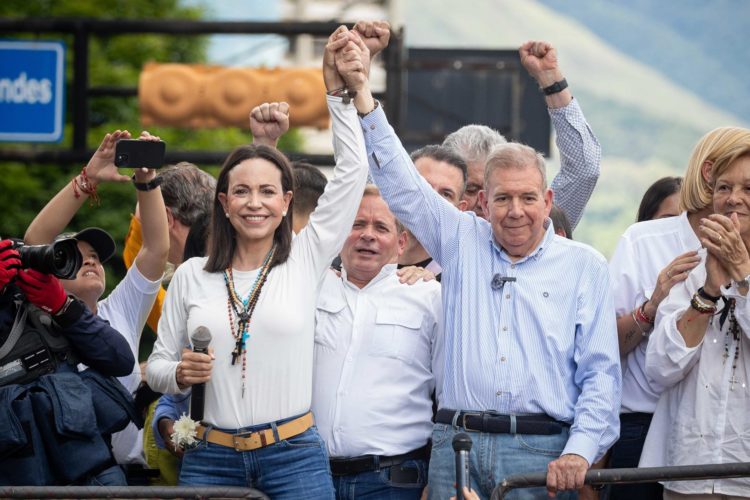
282, 211, 287, 217
225, 212, 230, 218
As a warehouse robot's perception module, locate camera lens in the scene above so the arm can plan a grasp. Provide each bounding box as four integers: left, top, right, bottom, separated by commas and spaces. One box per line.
17, 239, 83, 280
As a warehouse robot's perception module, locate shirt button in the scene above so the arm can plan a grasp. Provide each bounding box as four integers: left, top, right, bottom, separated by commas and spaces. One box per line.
496, 390, 502, 396
502, 326, 507, 331
500, 356, 506, 362
510, 264, 516, 269
369, 124, 376, 130
505, 294, 510, 299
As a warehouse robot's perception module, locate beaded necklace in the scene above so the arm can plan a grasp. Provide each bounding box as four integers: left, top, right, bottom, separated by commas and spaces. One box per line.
721, 298, 744, 391
223, 245, 275, 396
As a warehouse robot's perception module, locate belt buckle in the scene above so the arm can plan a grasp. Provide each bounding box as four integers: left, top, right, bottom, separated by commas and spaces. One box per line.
233, 434, 244, 451
233, 431, 263, 451
461, 412, 482, 432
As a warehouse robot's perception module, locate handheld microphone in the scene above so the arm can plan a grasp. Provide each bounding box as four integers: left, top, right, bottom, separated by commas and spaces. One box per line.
452, 432, 472, 500
491, 273, 517, 290
189, 326, 212, 422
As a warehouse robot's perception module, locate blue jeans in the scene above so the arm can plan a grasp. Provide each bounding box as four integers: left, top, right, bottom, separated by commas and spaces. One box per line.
333, 458, 427, 500
604, 413, 661, 500
179, 421, 334, 500
84, 465, 127, 486
427, 423, 575, 500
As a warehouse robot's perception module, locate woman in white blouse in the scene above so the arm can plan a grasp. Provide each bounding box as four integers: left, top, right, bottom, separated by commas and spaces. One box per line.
146, 27, 373, 499
641, 141, 750, 499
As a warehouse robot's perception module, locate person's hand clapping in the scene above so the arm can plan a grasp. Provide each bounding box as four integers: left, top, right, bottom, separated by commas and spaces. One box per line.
250, 102, 290, 148
645, 250, 701, 317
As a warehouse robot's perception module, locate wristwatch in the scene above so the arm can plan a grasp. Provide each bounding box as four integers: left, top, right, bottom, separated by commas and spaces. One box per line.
541, 78, 568, 95
734, 274, 750, 290
132, 174, 163, 192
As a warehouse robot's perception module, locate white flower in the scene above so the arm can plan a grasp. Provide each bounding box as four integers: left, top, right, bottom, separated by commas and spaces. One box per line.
171, 413, 199, 449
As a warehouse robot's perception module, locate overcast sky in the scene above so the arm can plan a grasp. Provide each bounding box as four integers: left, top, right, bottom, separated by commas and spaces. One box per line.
184, 0, 289, 66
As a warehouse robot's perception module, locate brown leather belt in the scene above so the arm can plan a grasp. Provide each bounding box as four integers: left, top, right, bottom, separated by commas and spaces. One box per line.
196, 412, 313, 451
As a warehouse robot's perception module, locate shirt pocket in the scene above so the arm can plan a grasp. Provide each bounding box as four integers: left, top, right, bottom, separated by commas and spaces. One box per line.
314, 295, 347, 351
369, 307, 424, 363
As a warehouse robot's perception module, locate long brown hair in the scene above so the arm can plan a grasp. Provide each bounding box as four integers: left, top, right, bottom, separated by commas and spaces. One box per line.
204, 144, 294, 272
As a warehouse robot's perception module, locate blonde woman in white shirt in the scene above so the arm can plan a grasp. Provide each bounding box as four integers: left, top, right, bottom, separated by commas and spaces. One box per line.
641, 141, 750, 499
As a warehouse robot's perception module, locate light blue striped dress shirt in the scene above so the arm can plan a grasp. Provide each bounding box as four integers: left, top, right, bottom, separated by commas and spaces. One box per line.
359, 105, 621, 465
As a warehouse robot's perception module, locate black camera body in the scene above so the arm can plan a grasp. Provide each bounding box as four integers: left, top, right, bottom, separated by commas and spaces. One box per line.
11, 238, 83, 280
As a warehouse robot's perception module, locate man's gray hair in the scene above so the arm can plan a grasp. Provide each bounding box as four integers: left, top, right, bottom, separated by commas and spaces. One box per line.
156, 162, 217, 226
483, 143, 548, 190
442, 124, 508, 164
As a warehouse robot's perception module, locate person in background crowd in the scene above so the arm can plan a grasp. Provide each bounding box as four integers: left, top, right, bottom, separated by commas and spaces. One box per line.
292, 162, 328, 234
550, 204, 573, 239
337, 29, 621, 498
23, 130, 169, 475
443, 40, 601, 230
313, 185, 443, 499
145, 25, 371, 498
636, 176, 682, 223
121, 162, 216, 485
607, 126, 750, 499
398, 145, 468, 278
123, 162, 216, 332
641, 142, 750, 499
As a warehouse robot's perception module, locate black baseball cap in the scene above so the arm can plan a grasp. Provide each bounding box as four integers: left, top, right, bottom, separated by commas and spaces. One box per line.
56, 227, 116, 264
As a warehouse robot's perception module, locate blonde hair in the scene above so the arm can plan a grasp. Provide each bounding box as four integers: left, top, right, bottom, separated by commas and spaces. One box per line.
708, 144, 750, 189
680, 127, 750, 213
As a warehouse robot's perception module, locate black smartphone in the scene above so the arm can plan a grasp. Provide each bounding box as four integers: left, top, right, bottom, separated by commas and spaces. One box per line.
114, 139, 166, 169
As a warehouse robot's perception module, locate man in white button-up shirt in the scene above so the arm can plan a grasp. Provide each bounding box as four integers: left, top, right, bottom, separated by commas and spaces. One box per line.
312, 185, 443, 500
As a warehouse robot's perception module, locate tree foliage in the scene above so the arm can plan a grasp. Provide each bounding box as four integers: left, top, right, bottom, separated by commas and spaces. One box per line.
0, 0, 302, 295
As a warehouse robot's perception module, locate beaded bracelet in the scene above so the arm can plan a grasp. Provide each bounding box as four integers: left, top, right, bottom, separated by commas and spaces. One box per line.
634, 301, 654, 325
631, 309, 648, 337
690, 292, 717, 314
71, 166, 99, 206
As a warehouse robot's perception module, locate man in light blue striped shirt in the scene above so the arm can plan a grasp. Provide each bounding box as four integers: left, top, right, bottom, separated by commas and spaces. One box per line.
335, 33, 621, 499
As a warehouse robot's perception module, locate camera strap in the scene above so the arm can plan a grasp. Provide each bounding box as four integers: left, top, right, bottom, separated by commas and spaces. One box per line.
0, 298, 78, 387
0, 299, 28, 359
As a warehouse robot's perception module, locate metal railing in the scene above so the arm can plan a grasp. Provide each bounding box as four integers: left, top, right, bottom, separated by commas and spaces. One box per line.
0, 485, 269, 499
491, 462, 750, 499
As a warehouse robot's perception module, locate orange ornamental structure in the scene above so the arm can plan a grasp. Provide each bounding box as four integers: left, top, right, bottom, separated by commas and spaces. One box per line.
139, 63, 329, 129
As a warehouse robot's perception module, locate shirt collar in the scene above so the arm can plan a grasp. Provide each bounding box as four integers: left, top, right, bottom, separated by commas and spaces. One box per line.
341, 263, 398, 291
491, 218, 555, 264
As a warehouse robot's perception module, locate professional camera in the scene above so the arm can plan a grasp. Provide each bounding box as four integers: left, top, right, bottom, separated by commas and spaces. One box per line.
11, 237, 83, 280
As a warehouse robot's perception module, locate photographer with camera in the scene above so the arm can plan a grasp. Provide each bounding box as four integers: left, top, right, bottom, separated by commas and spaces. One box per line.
0, 238, 138, 486
23, 130, 169, 474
